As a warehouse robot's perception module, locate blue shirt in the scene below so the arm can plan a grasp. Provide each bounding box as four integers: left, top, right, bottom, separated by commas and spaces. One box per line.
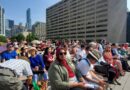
111, 48, 123, 58
29, 54, 45, 69
1, 50, 18, 60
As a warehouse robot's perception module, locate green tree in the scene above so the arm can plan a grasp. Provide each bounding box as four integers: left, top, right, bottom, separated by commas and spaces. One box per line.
16, 33, 25, 42
0, 35, 6, 42
26, 33, 38, 42
11, 36, 17, 42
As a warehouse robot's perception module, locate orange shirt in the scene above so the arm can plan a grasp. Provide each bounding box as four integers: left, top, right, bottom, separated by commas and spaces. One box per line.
103, 51, 113, 65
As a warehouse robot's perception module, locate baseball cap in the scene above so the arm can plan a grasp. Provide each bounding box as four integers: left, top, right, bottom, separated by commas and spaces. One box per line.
6, 43, 14, 48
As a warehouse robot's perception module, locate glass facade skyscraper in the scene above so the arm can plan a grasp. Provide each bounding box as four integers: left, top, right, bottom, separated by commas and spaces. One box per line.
26, 8, 32, 31
5, 19, 14, 37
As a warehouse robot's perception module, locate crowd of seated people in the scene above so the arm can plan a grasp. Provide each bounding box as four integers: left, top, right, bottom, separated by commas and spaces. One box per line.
0, 39, 130, 90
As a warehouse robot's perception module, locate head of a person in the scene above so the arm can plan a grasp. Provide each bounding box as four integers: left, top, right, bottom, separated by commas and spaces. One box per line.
63, 44, 68, 51
124, 43, 129, 49
87, 50, 101, 64
56, 48, 67, 61
89, 42, 97, 49
85, 46, 93, 55
44, 47, 52, 55
111, 43, 117, 48
14, 45, 19, 50
81, 44, 85, 50
6, 43, 14, 51
71, 46, 77, 54
50, 45, 56, 54
6, 38, 11, 43
21, 46, 28, 53
104, 44, 111, 52
29, 47, 37, 56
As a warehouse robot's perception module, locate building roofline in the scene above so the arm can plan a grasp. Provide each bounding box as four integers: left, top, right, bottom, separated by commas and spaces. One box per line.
46, 0, 65, 10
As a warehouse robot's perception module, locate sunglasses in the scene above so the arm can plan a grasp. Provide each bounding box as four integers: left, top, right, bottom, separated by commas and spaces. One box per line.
113, 58, 118, 59
59, 52, 67, 55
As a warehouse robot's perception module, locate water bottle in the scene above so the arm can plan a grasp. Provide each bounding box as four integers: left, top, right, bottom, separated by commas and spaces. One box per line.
33, 74, 38, 82
43, 72, 48, 81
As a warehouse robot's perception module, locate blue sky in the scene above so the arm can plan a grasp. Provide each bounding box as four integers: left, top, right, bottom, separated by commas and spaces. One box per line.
0, 0, 60, 25
0, 0, 130, 25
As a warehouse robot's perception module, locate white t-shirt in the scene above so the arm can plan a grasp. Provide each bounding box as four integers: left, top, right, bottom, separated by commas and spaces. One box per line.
76, 49, 86, 60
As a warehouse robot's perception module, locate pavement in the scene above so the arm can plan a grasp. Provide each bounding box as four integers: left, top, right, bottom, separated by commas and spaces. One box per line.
109, 61, 130, 90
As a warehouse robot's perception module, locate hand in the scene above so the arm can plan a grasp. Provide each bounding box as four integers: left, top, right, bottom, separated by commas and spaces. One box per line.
99, 80, 106, 86
77, 82, 86, 88
43, 68, 47, 73
34, 66, 39, 71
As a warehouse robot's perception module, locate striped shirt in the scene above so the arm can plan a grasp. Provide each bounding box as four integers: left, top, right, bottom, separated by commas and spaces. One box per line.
0, 59, 33, 76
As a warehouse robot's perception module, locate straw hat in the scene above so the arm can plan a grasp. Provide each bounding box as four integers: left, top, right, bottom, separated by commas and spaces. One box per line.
88, 50, 101, 61
28, 47, 37, 52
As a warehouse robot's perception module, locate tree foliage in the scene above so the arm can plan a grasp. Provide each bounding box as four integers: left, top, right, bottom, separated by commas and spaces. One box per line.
11, 36, 17, 42
11, 33, 25, 42
0, 35, 6, 42
26, 33, 38, 42
16, 33, 25, 42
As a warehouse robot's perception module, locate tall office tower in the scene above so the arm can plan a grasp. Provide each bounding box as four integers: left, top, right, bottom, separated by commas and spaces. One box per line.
0, 6, 5, 36
5, 19, 14, 37
26, 8, 32, 31
47, 0, 127, 43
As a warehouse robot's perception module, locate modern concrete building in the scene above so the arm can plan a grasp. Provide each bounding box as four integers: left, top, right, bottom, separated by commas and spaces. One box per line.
32, 22, 46, 40
0, 6, 5, 36
46, 0, 127, 43
26, 8, 32, 31
12, 23, 25, 36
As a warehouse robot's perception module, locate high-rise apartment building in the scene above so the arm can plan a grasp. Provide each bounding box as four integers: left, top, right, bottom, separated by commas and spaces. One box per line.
47, 0, 127, 43
26, 8, 32, 31
0, 6, 5, 36
32, 22, 46, 40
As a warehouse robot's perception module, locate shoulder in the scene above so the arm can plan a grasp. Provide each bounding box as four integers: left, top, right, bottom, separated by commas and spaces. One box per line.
36, 54, 41, 58
12, 50, 17, 53
2, 51, 8, 54
79, 59, 88, 65
49, 61, 60, 71
77, 59, 89, 68
11, 51, 17, 55
29, 56, 32, 60
18, 59, 30, 66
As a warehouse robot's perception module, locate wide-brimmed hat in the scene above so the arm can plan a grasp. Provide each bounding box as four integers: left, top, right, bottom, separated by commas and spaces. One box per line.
88, 50, 101, 61
28, 47, 37, 52
24, 46, 28, 49
14, 45, 19, 48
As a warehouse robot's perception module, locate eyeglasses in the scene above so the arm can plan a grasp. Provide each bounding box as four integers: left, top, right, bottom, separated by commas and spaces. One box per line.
59, 52, 67, 56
